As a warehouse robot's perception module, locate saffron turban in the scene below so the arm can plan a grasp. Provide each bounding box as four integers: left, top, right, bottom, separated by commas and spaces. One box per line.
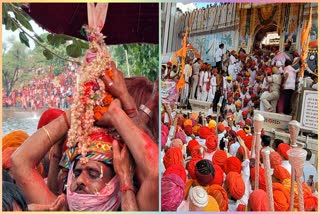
187, 157, 202, 179
235, 101, 242, 108
198, 126, 212, 139
192, 124, 201, 136
184, 125, 193, 136
207, 184, 229, 211
237, 146, 250, 160
249, 189, 270, 211
212, 164, 224, 186
236, 129, 246, 140
2, 147, 16, 169
163, 164, 187, 184
2, 130, 29, 151
205, 135, 218, 153
203, 195, 220, 211
225, 171, 245, 200
270, 151, 283, 168
217, 123, 225, 133
183, 119, 192, 127
208, 120, 216, 129
273, 165, 290, 182
277, 143, 290, 160
243, 134, 253, 151
170, 138, 183, 148
272, 182, 290, 211
161, 173, 185, 211
281, 178, 313, 209
195, 159, 215, 186
175, 128, 187, 144
250, 166, 266, 191
187, 139, 199, 152
163, 147, 183, 169
304, 191, 318, 211
212, 150, 227, 171
224, 157, 242, 174
37, 108, 64, 129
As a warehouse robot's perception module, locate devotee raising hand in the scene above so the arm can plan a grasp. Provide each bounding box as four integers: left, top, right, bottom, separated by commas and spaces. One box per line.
113, 140, 138, 211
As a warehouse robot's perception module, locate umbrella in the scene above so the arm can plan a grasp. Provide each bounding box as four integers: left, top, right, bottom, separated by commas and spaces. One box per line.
21, 3, 158, 45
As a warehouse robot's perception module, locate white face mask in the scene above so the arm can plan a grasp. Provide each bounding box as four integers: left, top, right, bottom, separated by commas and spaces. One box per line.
66, 162, 121, 211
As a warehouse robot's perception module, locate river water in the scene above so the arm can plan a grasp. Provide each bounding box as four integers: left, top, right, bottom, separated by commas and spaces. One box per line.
2, 107, 46, 136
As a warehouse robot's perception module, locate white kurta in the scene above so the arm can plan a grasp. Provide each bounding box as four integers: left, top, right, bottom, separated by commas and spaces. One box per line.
200, 71, 210, 101
207, 74, 217, 102
197, 71, 204, 100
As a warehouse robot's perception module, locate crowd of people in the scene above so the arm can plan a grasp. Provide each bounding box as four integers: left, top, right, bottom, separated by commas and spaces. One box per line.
161, 111, 318, 211
2, 67, 77, 110
2, 62, 159, 211
160, 44, 318, 211
162, 42, 318, 116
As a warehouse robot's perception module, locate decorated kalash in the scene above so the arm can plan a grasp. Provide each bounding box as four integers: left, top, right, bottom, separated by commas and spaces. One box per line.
161, 2, 317, 212
8, 2, 159, 212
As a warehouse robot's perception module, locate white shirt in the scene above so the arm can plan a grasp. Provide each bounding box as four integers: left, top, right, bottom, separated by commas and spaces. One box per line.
283, 65, 298, 90
215, 48, 223, 62
281, 160, 292, 174
229, 141, 240, 157
303, 161, 318, 183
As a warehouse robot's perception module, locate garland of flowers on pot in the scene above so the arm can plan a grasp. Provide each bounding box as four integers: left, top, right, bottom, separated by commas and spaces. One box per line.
67, 25, 114, 164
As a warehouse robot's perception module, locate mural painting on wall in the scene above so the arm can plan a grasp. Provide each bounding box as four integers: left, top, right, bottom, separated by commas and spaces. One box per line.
189, 31, 234, 65
285, 4, 299, 44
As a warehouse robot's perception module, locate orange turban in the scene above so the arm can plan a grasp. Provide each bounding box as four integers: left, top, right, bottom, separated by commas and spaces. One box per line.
184, 125, 193, 136
273, 165, 290, 182
187, 157, 202, 179
244, 135, 253, 151
225, 171, 245, 200
224, 157, 242, 174
272, 182, 290, 211
212, 150, 227, 171
208, 120, 216, 129
304, 191, 318, 211
184, 119, 192, 127
192, 124, 201, 136
203, 195, 220, 211
187, 139, 200, 153
211, 164, 224, 186
205, 135, 218, 153
250, 166, 266, 191
198, 126, 212, 139
164, 164, 187, 184
2, 147, 17, 169
207, 184, 229, 211
270, 151, 283, 168
217, 123, 225, 133
277, 143, 290, 160
249, 189, 270, 211
163, 147, 183, 169
2, 130, 29, 151
282, 178, 313, 209
236, 129, 246, 140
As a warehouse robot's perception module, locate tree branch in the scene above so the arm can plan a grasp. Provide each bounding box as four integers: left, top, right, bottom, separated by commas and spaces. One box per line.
9, 15, 81, 65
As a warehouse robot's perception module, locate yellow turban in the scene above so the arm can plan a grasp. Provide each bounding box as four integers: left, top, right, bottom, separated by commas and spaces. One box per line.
208, 120, 216, 129
2, 130, 29, 151
203, 195, 220, 211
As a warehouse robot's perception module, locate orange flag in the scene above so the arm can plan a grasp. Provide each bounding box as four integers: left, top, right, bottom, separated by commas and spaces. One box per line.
300, 7, 312, 78
176, 29, 188, 91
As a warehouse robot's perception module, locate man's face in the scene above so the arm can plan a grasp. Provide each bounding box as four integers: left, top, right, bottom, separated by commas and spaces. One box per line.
70, 160, 114, 194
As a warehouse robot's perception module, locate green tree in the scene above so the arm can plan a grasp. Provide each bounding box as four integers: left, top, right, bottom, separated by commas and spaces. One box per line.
2, 39, 28, 96
109, 44, 159, 81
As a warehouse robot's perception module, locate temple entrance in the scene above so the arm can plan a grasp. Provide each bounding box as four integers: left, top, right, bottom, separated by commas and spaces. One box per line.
252, 24, 279, 51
